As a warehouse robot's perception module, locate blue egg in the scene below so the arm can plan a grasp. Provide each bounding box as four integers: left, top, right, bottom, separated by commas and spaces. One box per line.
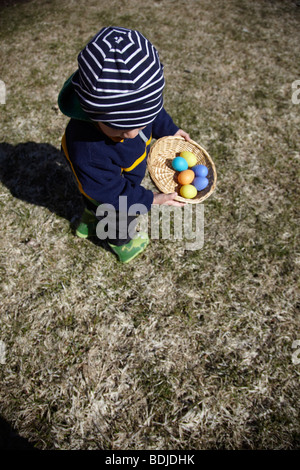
192, 164, 208, 178
172, 157, 189, 172
193, 176, 209, 191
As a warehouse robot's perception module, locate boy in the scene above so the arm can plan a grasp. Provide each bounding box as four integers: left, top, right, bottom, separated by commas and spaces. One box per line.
58, 26, 190, 263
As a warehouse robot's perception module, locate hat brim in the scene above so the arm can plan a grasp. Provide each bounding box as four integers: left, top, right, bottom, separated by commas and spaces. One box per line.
58, 72, 91, 122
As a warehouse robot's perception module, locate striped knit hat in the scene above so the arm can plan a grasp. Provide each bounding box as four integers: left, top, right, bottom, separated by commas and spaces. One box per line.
71, 26, 165, 128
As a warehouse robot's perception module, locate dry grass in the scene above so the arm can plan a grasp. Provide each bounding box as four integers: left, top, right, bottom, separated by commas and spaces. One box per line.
0, 0, 300, 450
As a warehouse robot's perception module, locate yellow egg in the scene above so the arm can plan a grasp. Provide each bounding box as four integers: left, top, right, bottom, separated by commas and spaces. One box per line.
180, 151, 197, 167
180, 184, 198, 199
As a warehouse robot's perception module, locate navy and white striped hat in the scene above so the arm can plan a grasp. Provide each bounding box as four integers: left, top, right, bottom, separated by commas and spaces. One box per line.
72, 26, 165, 129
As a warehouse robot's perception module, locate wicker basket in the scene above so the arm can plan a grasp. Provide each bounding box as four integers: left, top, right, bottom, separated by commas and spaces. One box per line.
147, 136, 217, 203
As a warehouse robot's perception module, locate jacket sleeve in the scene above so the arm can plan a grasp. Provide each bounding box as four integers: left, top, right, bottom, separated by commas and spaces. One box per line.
151, 107, 179, 139
70, 141, 154, 212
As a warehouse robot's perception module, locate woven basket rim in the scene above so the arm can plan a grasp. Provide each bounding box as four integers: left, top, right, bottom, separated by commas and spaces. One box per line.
147, 136, 217, 204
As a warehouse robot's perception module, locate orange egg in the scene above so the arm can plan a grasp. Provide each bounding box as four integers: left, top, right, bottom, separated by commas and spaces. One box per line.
177, 169, 195, 185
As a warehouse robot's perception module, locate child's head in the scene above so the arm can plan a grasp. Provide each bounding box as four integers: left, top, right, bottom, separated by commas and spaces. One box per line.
72, 26, 165, 130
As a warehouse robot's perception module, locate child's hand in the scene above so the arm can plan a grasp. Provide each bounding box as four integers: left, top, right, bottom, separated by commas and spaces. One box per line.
152, 192, 186, 207
174, 129, 191, 141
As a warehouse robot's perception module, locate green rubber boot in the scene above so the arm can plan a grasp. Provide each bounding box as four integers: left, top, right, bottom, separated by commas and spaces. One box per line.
108, 232, 149, 263
76, 208, 98, 238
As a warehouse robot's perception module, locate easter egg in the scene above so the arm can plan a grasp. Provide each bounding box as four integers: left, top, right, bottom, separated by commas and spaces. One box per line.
192, 164, 208, 178
180, 151, 198, 168
177, 169, 195, 185
193, 176, 209, 191
172, 157, 189, 172
180, 184, 198, 199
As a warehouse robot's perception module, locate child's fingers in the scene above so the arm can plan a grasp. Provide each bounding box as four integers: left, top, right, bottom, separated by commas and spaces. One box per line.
165, 200, 186, 207
174, 129, 191, 141
152, 192, 186, 206
164, 192, 185, 206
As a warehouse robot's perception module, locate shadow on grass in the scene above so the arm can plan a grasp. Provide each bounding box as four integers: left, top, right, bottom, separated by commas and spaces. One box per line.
0, 141, 115, 256
0, 415, 38, 450
0, 141, 84, 223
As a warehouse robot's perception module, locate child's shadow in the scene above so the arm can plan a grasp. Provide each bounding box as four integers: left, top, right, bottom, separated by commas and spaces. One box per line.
0, 141, 84, 229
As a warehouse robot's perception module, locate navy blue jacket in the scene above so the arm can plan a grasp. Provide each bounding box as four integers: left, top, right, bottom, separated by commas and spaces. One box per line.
62, 108, 179, 211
